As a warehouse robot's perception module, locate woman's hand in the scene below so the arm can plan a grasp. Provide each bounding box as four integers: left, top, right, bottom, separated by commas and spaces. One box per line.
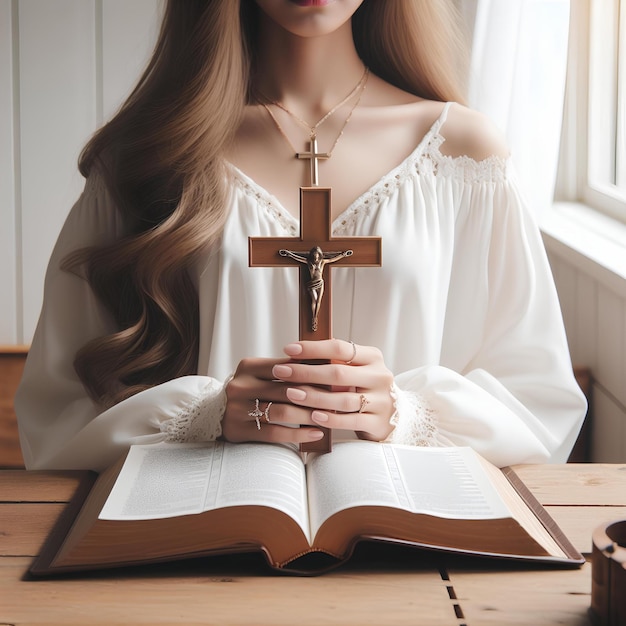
222, 357, 326, 445
222, 339, 396, 445
277, 339, 396, 442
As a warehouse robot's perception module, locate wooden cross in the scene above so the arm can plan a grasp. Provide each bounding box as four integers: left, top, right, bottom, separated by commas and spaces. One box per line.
249, 187, 382, 452
297, 137, 329, 187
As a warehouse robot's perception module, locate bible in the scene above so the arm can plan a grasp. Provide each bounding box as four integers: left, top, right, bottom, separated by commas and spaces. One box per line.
29, 441, 584, 576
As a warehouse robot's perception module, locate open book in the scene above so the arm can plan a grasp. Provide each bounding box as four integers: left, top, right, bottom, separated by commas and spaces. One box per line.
30, 441, 584, 575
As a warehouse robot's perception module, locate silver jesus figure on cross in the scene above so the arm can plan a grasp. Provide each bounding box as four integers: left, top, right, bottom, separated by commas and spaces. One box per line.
279, 246, 353, 332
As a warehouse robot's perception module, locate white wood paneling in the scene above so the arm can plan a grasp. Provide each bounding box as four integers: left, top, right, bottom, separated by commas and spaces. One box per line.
2, 0, 161, 345
548, 253, 578, 357
597, 285, 626, 408
0, 0, 17, 343
548, 239, 626, 462
591, 385, 625, 462
573, 271, 599, 372
18, 0, 97, 341
101, 0, 163, 123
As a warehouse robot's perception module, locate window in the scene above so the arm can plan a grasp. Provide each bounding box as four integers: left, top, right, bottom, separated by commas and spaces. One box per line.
558, 0, 626, 221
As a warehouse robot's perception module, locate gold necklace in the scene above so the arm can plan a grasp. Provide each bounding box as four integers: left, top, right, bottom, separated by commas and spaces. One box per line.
260, 68, 369, 186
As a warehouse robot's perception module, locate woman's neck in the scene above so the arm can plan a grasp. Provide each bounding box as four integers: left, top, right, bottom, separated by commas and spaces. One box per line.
252, 18, 365, 121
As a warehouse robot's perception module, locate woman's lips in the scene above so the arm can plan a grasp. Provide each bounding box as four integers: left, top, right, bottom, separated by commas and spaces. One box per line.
289, 0, 334, 7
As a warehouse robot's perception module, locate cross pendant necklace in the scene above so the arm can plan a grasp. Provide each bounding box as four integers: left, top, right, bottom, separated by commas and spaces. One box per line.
260, 67, 369, 186
297, 135, 329, 187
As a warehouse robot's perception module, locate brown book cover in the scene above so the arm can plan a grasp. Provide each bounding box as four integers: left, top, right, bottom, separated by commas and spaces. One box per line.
29, 441, 584, 576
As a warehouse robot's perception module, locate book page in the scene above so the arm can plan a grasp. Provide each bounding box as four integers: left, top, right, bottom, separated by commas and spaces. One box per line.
390, 445, 511, 518
306, 442, 511, 538
99, 442, 310, 539
100, 443, 219, 520
216, 442, 310, 539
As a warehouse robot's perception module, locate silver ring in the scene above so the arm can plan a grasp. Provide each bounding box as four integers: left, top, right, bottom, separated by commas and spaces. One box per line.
264, 402, 273, 423
346, 340, 357, 365
358, 394, 370, 414
248, 399, 264, 430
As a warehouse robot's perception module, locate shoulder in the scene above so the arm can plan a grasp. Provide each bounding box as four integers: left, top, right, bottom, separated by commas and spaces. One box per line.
364, 80, 510, 163
438, 103, 510, 162
57, 169, 125, 254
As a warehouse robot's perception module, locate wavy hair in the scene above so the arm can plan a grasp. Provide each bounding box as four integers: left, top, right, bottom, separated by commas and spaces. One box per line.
67, 0, 468, 407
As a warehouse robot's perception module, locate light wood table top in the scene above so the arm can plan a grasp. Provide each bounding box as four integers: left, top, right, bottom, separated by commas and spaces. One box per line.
1, 463, 625, 625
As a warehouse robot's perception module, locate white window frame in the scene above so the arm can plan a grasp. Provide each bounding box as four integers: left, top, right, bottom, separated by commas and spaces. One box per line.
557, 0, 626, 222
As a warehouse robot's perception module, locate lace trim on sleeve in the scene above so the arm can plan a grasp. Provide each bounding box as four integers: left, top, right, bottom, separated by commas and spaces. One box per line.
160, 378, 226, 443
423, 141, 511, 184
384, 383, 439, 447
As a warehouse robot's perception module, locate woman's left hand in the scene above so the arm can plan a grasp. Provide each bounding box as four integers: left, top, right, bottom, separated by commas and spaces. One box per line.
272, 339, 396, 442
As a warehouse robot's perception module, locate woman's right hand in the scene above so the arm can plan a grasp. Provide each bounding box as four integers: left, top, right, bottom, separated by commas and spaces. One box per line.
222, 357, 325, 445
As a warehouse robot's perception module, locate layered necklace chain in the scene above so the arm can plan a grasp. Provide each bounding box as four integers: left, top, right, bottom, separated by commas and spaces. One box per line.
259, 67, 369, 186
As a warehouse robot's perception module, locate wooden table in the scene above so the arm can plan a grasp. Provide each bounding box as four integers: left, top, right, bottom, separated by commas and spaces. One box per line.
1, 464, 625, 625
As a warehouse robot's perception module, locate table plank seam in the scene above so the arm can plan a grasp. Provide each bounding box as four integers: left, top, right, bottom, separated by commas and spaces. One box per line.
439, 567, 468, 626
1, 501, 70, 504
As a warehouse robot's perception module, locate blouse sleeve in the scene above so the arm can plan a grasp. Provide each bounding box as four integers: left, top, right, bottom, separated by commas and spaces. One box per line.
386, 162, 587, 467
15, 173, 225, 472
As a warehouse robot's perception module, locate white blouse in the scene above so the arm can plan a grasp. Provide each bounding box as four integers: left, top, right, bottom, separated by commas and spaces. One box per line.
16, 103, 587, 471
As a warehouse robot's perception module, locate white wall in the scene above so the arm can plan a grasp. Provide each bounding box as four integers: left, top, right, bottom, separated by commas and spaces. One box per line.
545, 226, 626, 463
0, 0, 162, 345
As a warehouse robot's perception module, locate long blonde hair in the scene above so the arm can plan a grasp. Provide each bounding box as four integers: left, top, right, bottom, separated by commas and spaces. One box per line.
68, 0, 468, 407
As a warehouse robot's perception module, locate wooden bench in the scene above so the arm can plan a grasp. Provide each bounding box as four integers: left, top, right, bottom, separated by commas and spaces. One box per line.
0, 346, 27, 468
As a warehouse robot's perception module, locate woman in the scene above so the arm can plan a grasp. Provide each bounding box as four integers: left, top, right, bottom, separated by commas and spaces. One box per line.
15, 0, 586, 471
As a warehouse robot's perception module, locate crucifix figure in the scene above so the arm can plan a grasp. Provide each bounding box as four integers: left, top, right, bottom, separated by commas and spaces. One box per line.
249, 187, 382, 452
279, 246, 353, 332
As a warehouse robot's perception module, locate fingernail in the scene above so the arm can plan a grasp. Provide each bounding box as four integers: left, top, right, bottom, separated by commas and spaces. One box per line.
286, 388, 307, 401
284, 343, 303, 356
307, 429, 324, 440
273, 364, 293, 379
311, 411, 329, 423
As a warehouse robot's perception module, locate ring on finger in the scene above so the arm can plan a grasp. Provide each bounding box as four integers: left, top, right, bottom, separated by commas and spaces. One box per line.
264, 402, 273, 423
248, 398, 264, 430
346, 340, 357, 365
358, 394, 370, 414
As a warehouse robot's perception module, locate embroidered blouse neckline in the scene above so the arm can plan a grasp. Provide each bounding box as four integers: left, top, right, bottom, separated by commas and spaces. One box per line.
228, 103, 510, 234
